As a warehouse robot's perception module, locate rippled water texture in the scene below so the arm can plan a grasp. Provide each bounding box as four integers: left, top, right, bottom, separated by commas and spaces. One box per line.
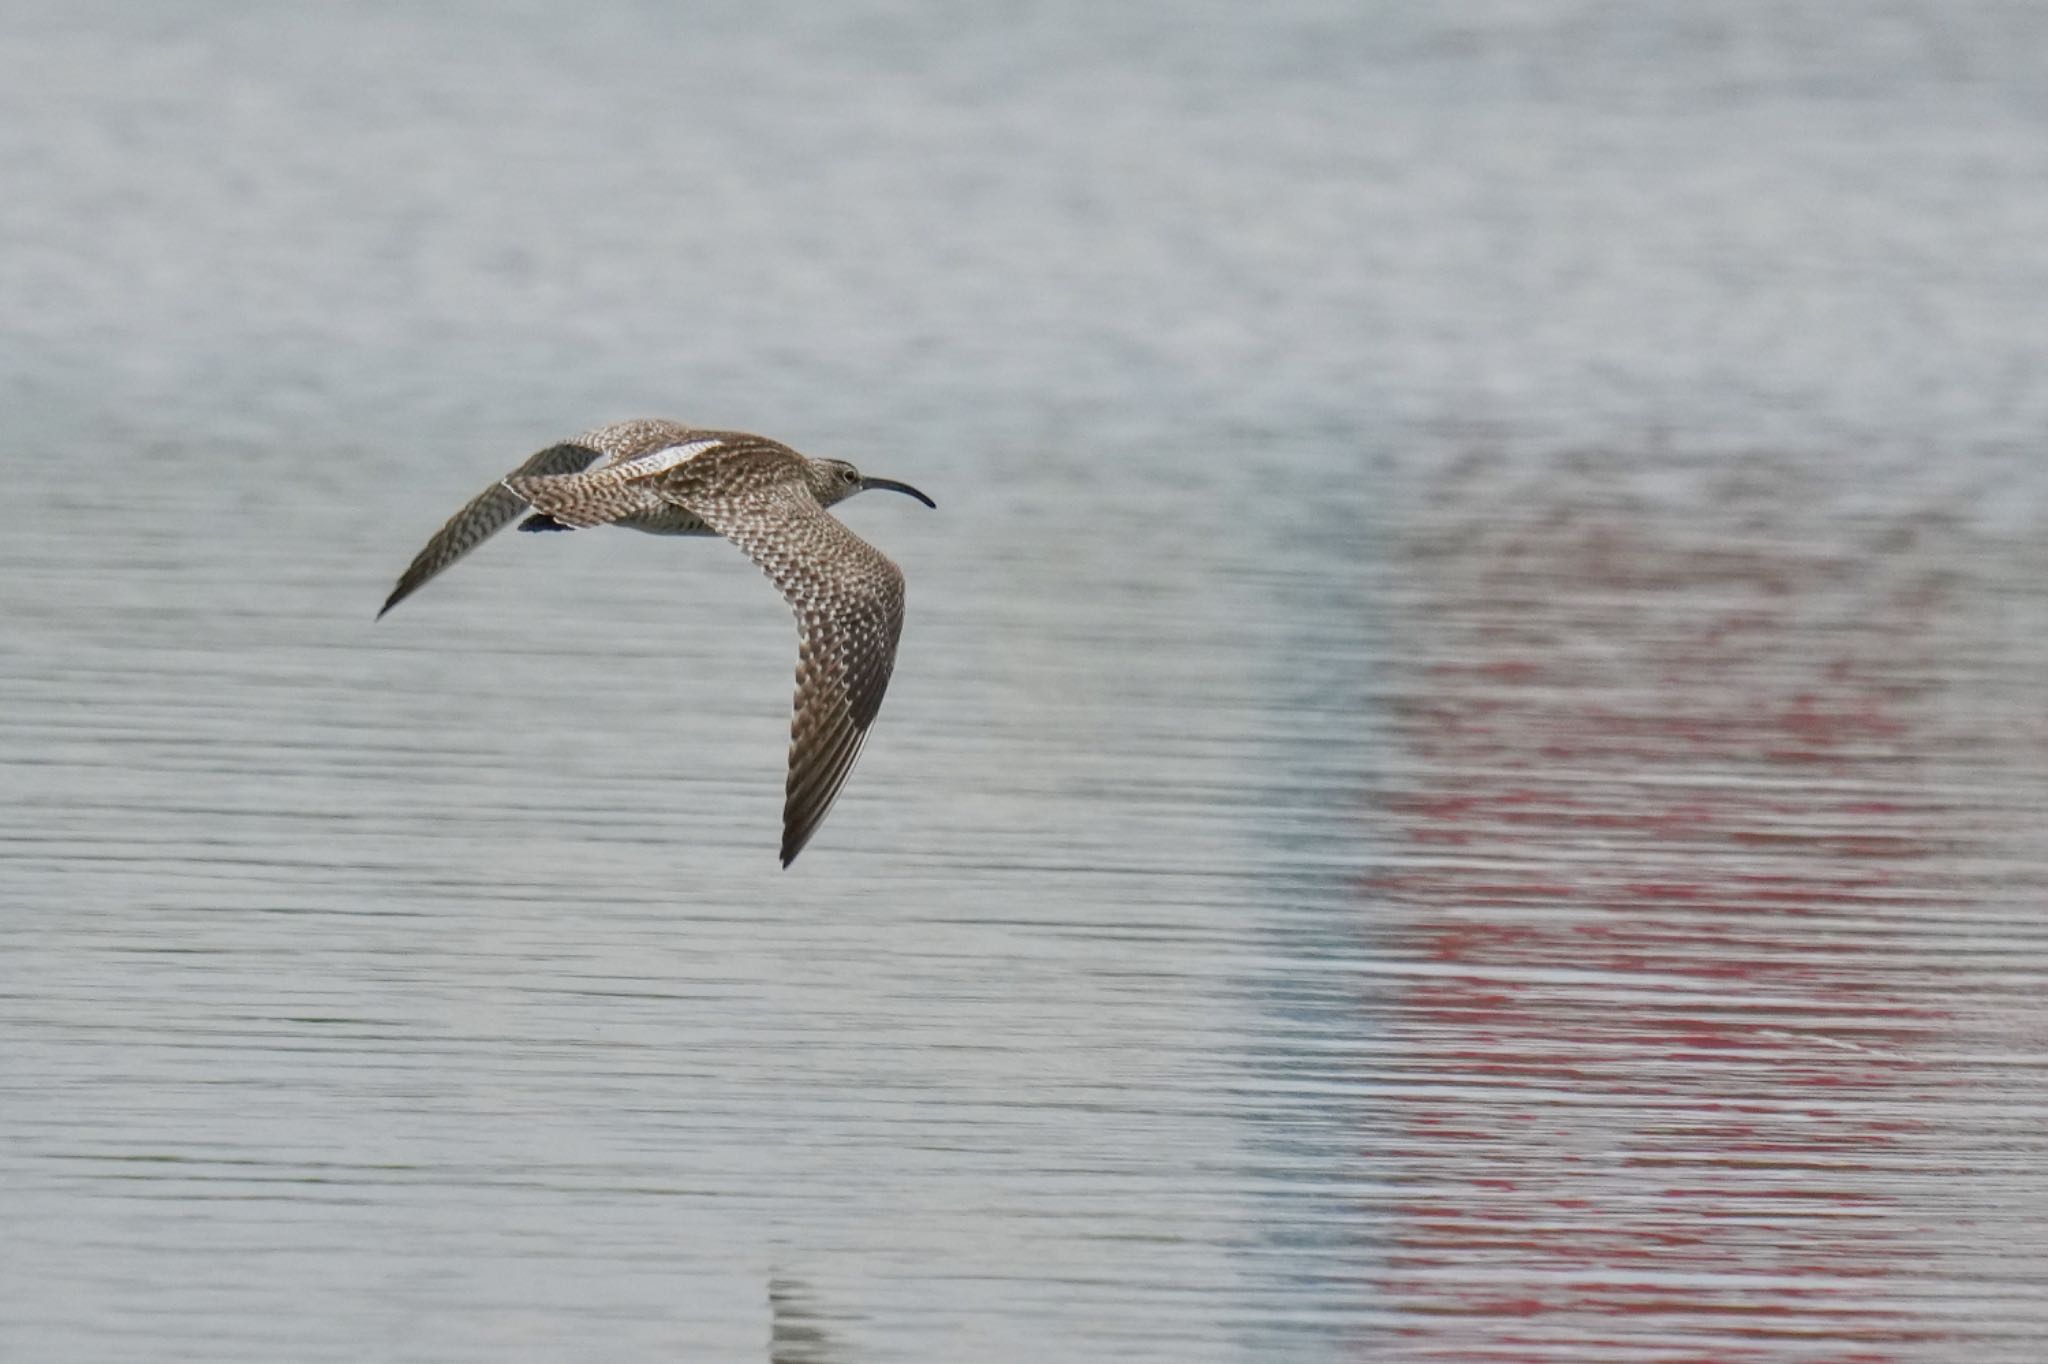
4, 2, 2047, 1360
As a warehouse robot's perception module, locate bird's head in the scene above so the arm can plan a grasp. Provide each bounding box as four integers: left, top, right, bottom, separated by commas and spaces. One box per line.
811, 458, 937, 511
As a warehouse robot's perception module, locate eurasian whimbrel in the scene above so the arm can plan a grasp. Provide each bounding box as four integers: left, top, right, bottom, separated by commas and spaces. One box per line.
378, 420, 935, 866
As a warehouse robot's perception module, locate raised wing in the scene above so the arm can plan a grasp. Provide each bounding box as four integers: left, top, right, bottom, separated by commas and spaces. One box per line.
378, 441, 602, 616
502, 437, 726, 529
663, 445, 907, 866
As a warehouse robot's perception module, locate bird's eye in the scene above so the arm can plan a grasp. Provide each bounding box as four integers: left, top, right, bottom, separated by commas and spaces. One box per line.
843, 468, 860, 483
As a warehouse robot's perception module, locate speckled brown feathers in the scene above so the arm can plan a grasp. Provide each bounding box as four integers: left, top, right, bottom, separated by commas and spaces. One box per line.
379, 420, 719, 617
379, 440, 599, 617
378, 420, 928, 864
657, 440, 909, 866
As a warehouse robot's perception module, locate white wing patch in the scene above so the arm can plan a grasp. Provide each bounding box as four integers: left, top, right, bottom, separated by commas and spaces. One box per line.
612, 438, 725, 479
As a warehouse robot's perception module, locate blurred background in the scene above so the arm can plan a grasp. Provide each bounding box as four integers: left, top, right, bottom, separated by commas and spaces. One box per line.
4, 1, 2047, 1359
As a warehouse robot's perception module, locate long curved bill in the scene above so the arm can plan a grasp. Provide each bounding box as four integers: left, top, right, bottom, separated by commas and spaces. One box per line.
860, 476, 936, 508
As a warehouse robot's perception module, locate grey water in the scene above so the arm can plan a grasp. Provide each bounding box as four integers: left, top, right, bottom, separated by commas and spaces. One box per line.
4, 1, 2048, 1359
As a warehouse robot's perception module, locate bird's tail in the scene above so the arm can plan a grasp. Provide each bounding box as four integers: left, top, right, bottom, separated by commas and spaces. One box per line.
502, 466, 658, 529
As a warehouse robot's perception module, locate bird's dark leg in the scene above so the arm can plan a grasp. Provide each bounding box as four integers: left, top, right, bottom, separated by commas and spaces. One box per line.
518, 513, 574, 532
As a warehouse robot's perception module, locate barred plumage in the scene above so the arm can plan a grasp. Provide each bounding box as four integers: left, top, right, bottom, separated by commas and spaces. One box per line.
378, 421, 934, 865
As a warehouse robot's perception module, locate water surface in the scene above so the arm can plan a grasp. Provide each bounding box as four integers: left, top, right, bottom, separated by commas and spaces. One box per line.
3, 2, 2047, 1359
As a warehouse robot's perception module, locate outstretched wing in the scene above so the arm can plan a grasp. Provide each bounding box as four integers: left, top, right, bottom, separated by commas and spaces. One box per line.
663, 445, 907, 866
378, 442, 604, 617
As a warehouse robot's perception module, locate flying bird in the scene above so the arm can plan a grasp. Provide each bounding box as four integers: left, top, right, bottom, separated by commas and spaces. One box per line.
379, 420, 934, 866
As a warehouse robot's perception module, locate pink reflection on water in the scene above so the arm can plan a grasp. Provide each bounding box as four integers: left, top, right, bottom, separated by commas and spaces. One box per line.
1367, 459, 1973, 1361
